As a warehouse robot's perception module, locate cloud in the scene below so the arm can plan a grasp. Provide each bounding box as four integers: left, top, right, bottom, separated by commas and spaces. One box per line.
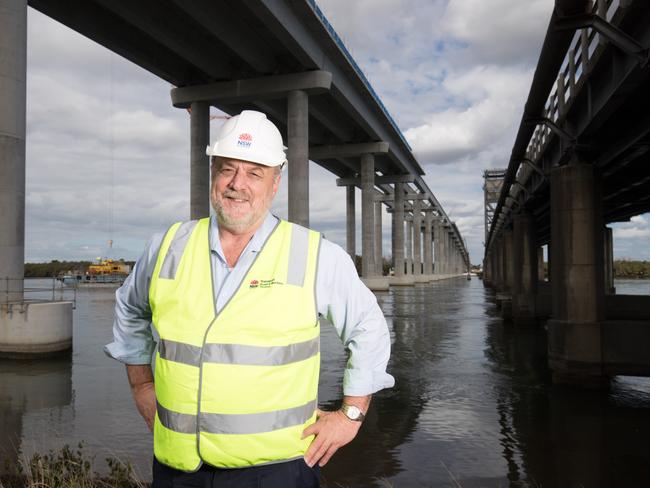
406, 65, 532, 166
441, 0, 553, 66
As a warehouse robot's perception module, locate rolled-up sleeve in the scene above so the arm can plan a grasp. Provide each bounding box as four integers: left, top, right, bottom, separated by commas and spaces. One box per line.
316, 239, 395, 396
103, 233, 163, 365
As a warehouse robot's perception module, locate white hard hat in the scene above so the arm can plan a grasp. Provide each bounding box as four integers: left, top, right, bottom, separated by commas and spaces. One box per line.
206, 110, 287, 167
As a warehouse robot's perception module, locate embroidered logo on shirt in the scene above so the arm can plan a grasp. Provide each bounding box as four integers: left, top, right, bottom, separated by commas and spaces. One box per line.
249, 278, 281, 288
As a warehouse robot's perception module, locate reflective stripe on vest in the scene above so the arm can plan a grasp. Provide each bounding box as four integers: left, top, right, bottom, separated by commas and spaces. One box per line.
159, 336, 320, 368
157, 399, 317, 435
149, 217, 322, 471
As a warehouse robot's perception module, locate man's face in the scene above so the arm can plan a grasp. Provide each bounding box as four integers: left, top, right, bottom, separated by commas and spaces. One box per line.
211, 157, 280, 234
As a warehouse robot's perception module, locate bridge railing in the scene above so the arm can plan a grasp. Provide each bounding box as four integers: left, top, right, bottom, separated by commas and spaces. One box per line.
306, 0, 413, 152
1, 277, 77, 308
523, 0, 621, 172
489, 0, 627, 252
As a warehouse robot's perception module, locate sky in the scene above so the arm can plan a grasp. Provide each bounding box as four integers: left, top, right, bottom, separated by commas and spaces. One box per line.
24, 0, 650, 264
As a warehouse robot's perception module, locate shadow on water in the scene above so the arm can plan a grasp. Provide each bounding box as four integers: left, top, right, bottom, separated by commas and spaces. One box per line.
482, 283, 650, 488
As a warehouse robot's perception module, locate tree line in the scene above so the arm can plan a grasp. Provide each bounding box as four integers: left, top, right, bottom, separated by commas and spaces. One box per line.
613, 260, 650, 279
22, 259, 650, 279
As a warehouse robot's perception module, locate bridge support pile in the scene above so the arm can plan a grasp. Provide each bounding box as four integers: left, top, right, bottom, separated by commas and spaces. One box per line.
548, 162, 606, 385
512, 212, 538, 326
0, 0, 72, 356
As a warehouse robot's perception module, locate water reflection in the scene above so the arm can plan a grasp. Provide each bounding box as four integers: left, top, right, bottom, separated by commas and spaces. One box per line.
0, 355, 72, 472
483, 283, 650, 487
1, 279, 649, 486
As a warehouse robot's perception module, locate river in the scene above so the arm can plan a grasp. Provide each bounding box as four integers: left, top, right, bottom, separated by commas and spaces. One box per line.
1, 278, 650, 486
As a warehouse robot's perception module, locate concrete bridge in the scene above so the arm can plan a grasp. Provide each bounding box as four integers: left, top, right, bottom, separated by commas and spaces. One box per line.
0, 0, 469, 354
482, 0, 650, 386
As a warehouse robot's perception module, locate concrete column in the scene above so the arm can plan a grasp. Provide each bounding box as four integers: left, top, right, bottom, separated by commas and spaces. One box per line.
442, 228, 453, 275
495, 237, 504, 290
483, 255, 491, 285
433, 220, 440, 275
538, 247, 545, 281
190, 101, 210, 219
412, 201, 422, 277
406, 220, 413, 275
438, 224, 449, 275
393, 183, 405, 278
604, 226, 615, 294
0, 0, 72, 357
548, 162, 605, 385
423, 213, 433, 276
0, 0, 27, 300
346, 186, 355, 260
374, 201, 383, 275
287, 90, 309, 227
512, 211, 539, 325
360, 154, 375, 277
503, 228, 515, 292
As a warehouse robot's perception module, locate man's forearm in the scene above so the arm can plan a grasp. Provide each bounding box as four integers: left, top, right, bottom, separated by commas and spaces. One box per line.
127, 363, 154, 390
126, 364, 156, 431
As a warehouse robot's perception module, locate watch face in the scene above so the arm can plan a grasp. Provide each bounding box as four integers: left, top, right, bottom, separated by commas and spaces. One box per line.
346, 405, 361, 419
343, 405, 363, 421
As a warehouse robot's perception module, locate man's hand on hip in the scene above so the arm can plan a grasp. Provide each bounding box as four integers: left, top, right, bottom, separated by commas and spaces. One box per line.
126, 364, 156, 432
302, 395, 371, 468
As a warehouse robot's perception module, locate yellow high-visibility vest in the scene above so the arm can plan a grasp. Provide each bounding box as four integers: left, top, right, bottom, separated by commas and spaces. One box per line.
149, 217, 322, 471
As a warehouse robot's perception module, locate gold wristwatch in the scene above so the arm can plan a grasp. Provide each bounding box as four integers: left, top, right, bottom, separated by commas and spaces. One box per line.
341, 404, 365, 422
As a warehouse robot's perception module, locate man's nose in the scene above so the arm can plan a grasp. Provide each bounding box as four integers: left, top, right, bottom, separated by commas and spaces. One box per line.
228, 167, 247, 189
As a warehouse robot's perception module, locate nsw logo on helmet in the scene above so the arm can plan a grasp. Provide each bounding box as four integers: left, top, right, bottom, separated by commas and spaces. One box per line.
237, 133, 253, 148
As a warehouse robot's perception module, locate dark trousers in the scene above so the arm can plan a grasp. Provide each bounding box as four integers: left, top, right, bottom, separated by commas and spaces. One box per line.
152, 457, 320, 488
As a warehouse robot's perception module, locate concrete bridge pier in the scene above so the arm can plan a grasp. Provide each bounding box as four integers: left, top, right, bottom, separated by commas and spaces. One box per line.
432, 220, 439, 275
492, 237, 503, 291
190, 101, 210, 219
406, 219, 413, 277
482, 253, 492, 286
422, 212, 433, 280
512, 211, 538, 325
499, 228, 515, 318
412, 201, 425, 282
437, 224, 446, 276
374, 201, 383, 276
446, 228, 454, 276
604, 226, 615, 295
287, 90, 309, 227
360, 154, 376, 281
391, 182, 412, 286
346, 186, 355, 260
0, 0, 72, 356
547, 162, 607, 386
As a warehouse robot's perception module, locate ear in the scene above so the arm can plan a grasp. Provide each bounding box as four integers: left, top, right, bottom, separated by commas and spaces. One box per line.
272, 172, 281, 197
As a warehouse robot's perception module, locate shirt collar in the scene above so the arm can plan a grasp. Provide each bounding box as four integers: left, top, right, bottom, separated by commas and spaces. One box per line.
209, 212, 280, 260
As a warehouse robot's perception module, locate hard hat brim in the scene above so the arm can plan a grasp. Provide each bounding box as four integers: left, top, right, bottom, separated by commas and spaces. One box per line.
206, 144, 286, 167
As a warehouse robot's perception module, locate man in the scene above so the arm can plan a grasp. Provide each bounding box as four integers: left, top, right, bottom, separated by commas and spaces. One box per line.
105, 110, 394, 487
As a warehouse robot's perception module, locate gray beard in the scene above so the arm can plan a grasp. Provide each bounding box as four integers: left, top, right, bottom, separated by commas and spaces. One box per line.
213, 200, 268, 234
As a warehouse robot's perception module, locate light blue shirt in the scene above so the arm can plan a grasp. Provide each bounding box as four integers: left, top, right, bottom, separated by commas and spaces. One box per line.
104, 213, 394, 396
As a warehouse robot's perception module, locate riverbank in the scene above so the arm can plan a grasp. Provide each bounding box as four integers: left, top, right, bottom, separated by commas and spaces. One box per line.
0, 444, 144, 488
0, 444, 386, 488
